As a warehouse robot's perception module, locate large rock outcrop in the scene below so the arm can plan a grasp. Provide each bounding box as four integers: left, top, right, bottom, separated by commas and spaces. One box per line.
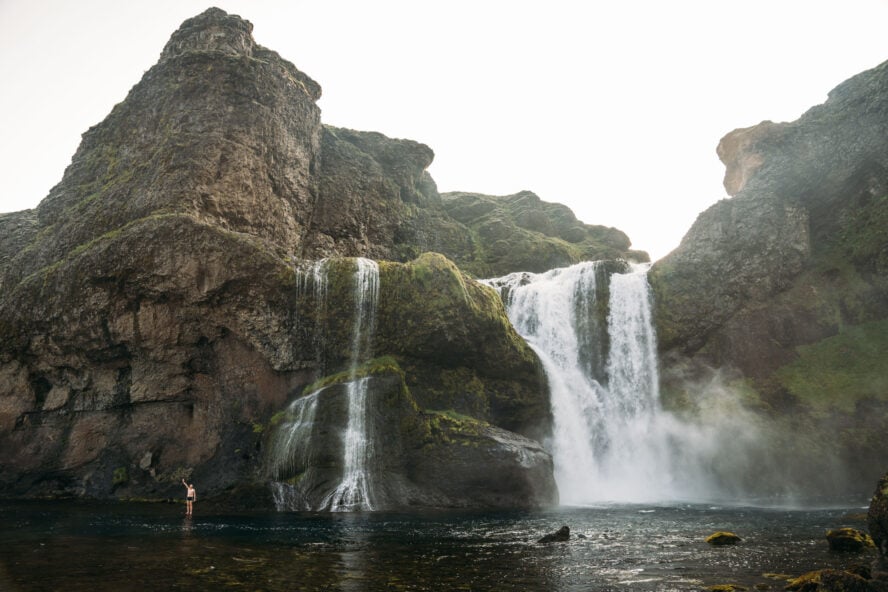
650, 59, 888, 491
0, 8, 573, 508
267, 363, 556, 510
441, 190, 648, 276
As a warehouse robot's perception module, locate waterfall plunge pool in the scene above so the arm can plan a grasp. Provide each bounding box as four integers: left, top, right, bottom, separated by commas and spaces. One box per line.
0, 499, 873, 591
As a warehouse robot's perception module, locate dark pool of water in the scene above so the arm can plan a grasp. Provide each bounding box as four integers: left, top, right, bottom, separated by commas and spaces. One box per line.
0, 500, 876, 591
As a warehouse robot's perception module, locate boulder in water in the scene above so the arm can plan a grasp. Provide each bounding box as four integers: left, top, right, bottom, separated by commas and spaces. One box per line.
826, 527, 876, 552
785, 568, 872, 592
538, 525, 570, 543
705, 531, 742, 546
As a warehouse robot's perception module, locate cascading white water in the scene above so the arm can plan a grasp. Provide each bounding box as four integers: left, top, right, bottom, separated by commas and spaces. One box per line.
321, 375, 374, 511
319, 257, 379, 512
592, 265, 668, 500
488, 261, 692, 504
487, 263, 607, 504
268, 389, 321, 509
270, 258, 380, 512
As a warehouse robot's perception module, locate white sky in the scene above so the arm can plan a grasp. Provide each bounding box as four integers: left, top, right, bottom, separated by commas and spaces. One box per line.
1, 1, 887, 260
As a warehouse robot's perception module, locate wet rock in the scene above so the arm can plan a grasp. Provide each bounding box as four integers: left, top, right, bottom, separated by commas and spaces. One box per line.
870, 472, 888, 584
267, 365, 558, 511
826, 527, 876, 552
870, 473, 888, 555
538, 525, 570, 543
785, 569, 871, 592
706, 531, 742, 546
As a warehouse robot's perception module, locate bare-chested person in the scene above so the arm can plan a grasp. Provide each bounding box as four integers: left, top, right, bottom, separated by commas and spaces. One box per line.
182, 478, 196, 515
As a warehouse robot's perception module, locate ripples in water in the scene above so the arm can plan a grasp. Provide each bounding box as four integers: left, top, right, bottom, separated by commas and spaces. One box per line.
0, 500, 875, 591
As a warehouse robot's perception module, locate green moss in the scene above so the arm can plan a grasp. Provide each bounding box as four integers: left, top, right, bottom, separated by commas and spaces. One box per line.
784, 569, 871, 591
302, 356, 403, 396
426, 408, 483, 425
775, 319, 888, 413
251, 422, 264, 434
705, 531, 742, 545
440, 191, 640, 276
422, 408, 489, 446
112, 467, 129, 487
269, 411, 288, 427
825, 527, 876, 551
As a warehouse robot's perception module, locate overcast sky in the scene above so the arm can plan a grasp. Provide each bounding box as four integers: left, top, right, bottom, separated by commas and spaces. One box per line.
2, 1, 887, 260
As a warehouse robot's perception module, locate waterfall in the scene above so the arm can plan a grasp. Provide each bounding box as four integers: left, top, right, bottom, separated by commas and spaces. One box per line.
268, 389, 321, 510
488, 261, 685, 504
269, 258, 380, 512
323, 258, 379, 512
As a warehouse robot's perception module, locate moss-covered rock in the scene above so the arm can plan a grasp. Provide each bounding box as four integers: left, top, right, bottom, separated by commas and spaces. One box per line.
706, 531, 742, 545
0, 7, 613, 509
441, 190, 647, 277
375, 253, 550, 438
265, 364, 557, 510
785, 569, 872, 592
826, 528, 876, 552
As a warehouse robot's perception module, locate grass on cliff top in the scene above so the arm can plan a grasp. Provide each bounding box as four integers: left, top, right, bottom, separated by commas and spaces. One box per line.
776, 318, 888, 413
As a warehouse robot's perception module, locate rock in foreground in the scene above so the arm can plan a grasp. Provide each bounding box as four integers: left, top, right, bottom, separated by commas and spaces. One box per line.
705, 532, 742, 546
538, 525, 570, 543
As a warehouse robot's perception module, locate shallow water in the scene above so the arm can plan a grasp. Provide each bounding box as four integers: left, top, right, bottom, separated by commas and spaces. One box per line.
0, 500, 875, 591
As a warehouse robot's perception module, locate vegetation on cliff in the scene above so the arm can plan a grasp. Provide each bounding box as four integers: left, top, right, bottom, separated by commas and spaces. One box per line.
441, 190, 648, 277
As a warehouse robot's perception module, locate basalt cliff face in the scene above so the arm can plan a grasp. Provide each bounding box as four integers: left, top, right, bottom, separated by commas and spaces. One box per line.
0, 8, 657, 507
650, 60, 888, 490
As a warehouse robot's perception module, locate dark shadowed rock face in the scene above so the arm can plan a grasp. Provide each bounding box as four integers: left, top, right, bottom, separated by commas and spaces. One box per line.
649, 59, 888, 491
301, 126, 467, 262
0, 8, 566, 508
870, 473, 888, 567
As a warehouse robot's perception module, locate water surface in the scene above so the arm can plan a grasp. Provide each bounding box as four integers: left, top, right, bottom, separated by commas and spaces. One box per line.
0, 500, 874, 591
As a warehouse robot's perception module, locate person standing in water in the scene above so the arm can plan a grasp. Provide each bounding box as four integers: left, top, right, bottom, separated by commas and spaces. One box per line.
182, 478, 196, 515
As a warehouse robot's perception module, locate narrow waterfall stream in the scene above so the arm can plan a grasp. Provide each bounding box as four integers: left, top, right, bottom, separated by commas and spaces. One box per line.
322, 258, 379, 511
487, 261, 694, 504
269, 258, 379, 512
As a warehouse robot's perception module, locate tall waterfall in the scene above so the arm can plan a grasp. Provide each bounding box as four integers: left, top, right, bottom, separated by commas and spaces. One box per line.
269, 258, 380, 512
488, 261, 689, 504
322, 258, 379, 511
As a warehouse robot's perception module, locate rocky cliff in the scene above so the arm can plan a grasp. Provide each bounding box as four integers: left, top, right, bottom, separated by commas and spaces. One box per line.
650, 59, 888, 490
0, 8, 632, 507
441, 190, 647, 277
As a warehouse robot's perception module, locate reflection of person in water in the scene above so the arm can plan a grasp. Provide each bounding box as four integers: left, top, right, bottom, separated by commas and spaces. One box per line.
182, 478, 196, 515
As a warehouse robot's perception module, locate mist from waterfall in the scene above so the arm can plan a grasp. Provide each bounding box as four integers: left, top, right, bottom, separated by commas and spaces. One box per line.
269, 258, 380, 512
488, 261, 767, 504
